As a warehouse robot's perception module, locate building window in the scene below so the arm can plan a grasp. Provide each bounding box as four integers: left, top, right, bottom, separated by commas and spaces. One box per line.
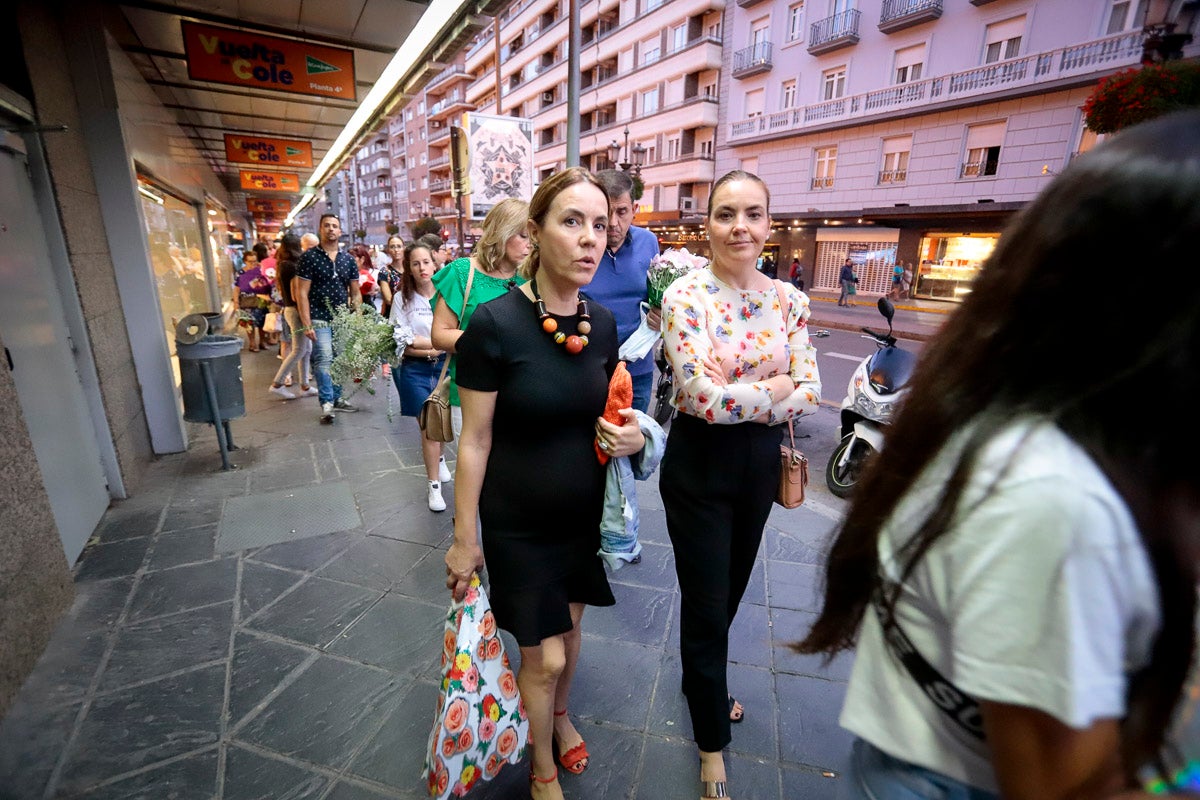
700, 139, 713, 157
671, 24, 688, 51
984, 16, 1025, 63
642, 37, 662, 65
961, 121, 1006, 177
752, 18, 770, 47
420, 152, 427, 165
745, 88, 765, 118
667, 137, 681, 160
642, 87, 660, 114
1106, 0, 1148, 34
813, 146, 836, 189
703, 83, 716, 97
781, 79, 797, 109
645, 144, 656, 164
879, 135, 912, 183
707, 21, 722, 38
787, 2, 805, 42
822, 66, 847, 100
894, 44, 924, 84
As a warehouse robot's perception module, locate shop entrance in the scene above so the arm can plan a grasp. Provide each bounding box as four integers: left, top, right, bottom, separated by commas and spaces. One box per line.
913, 233, 999, 300
0, 140, 110, 564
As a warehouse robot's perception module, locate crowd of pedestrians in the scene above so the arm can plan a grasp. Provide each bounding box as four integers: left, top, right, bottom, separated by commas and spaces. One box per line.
234, 111, 1198, 800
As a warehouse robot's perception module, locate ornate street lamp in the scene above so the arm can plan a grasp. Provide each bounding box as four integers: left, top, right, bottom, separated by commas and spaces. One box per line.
608, 126, 645, 176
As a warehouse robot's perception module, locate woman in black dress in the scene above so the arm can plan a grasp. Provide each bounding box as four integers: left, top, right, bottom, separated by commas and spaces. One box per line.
446, 167, 646, 799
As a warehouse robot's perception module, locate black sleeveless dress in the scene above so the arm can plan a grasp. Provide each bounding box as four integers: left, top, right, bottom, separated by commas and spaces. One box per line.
455, 288, 618, 646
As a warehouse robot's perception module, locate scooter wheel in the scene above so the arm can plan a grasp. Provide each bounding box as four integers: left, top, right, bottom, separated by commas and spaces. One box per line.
826, 432, 874, 499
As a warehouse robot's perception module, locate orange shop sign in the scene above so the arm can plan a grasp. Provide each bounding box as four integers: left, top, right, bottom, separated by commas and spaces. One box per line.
225, 135, 313, 168
239, 170, 301, 193
246, 198, 292, 214
182, 21, 356, 101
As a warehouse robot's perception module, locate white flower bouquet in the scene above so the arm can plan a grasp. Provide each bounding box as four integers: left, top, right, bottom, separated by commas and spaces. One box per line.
329, 303, 398, 395
619, 248, 709, 363
646, 247, 708, 308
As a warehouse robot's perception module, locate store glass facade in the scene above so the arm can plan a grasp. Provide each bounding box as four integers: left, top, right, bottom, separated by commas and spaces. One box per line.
912, 233, 1000, 301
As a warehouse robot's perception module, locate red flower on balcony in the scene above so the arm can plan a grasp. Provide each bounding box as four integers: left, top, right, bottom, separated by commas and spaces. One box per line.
1083, 61, 1200, 134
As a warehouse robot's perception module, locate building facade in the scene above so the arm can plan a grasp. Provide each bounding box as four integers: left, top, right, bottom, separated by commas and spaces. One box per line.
354, 131, 394, 245
717, 0, 1197, 298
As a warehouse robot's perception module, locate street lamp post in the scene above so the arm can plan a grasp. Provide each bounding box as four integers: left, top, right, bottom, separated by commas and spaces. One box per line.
608, 126, 646, 176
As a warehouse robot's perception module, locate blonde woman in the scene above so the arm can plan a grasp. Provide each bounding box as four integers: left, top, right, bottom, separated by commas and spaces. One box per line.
430, 198, 530, 435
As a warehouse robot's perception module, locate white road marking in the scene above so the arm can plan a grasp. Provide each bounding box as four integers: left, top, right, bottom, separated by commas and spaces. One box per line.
822, 352, 863, 362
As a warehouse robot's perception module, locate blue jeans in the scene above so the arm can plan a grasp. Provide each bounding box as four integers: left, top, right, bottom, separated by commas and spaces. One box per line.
311, 321, 341, 405
631, 370, 653, 415
839, 739, 999, 800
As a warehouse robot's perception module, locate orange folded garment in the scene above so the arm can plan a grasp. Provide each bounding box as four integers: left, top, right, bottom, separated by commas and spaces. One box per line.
595, 361, 632, 464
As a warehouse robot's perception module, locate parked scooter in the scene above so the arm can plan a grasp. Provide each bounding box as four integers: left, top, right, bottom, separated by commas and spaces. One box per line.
825, 298, 917, 498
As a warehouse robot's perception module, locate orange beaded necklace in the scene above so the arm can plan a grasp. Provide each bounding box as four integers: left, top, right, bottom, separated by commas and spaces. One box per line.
531, 277, 591, 355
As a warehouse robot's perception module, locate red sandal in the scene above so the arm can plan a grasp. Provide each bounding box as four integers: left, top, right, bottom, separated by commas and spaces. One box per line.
552, 709, 589, 774
530, 766, 558, 786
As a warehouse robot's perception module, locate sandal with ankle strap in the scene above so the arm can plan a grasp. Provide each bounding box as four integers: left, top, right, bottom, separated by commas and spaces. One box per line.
702, 780, 729, 798
552, 708, 589, 774
531, 766, 558, 785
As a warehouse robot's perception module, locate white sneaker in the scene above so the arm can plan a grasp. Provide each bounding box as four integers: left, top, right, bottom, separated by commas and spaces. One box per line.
438, 456, 452, 483
299, 386, 319, 397
320, 402, 335, 424
427, 481, 446, 512
269, 385, 296, 400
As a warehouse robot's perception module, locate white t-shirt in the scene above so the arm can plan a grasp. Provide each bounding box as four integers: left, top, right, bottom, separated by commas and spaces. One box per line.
389, 290, 435, 351
840, 418, 1159, 793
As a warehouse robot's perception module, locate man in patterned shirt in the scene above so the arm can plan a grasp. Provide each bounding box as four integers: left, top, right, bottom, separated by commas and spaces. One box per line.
296, 213, 361, 424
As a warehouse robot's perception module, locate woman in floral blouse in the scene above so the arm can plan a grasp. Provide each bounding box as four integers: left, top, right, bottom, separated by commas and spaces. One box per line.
660, 170, 821, 800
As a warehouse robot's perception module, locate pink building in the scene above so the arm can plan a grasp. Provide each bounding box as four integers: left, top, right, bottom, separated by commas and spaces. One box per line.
718, 0, 1197, 299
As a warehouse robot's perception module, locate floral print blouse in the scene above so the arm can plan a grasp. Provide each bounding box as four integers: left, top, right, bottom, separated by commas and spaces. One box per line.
663, 267, 821, 425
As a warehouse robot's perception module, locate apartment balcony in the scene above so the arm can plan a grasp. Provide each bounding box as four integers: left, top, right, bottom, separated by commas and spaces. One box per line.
429, 178, 453, 194
428, 155, 450, 170
878, 0, 942, 34
428, 124, 451, 146
732, 42, 772, 79
431, 205, 458, 218
736, 0, 769, 8
728, 30, 1144, 144
427, 92, 473, 123
426, 64, 471, 93
877, 169, 908, 184
808, 9, 861, 55
810, 175, 834, 190
969, 0, 999, 5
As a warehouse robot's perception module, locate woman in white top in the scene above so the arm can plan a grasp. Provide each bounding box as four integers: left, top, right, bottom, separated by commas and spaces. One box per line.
390, 242, 452, 512
798, 111, 1200, 799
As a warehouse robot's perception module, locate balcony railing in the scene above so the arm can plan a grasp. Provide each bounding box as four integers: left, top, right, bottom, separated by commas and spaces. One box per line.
878, 0, 942, 34
428, 155, 450, 169
960, 159, 998, 178
429, 178, 452, 193
426, 64, 469, 92
810, 175, 834, 190
877, 169, 908, 183
732, 42, 772, 78
808, 9, 861, 55
729, 30, 1143, 143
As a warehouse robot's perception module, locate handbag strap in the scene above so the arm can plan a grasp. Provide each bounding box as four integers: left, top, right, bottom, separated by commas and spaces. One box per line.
872, 579, 986, 741
773, 280, 797, 448
433, 261, 478, 386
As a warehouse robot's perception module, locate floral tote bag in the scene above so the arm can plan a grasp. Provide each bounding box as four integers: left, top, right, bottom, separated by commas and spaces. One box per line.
423, 574, 528, 798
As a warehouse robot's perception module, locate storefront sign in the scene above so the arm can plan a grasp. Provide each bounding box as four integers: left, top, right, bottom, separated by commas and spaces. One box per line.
239, 170, 301, 193
246, 198, 292, 215
225, 135, 313, 168
182, 22, 356, 100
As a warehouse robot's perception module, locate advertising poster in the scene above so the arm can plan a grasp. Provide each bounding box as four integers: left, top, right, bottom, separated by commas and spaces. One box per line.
225, 135, 314, 168
465, 113, 534, 220
246, 198, 292, 215
182, 22, 356, 101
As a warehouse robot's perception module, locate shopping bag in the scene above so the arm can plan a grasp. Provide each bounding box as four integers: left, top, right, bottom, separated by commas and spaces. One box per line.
423, 574, 528, 799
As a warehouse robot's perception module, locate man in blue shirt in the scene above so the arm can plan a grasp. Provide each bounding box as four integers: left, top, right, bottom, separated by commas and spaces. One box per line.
587, 170, 661, 412
296, 213, 361, 424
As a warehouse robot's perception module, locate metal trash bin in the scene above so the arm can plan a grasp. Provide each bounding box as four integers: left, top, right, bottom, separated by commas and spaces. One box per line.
201, 311, 225, 335
177, 334, 245, 469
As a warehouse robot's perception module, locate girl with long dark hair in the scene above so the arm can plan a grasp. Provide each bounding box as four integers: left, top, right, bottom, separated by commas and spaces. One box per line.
798, 111, 1200, 799
268, 233, 316, 398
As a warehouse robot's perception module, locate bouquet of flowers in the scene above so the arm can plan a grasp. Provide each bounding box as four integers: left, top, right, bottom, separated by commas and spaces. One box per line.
329, 303, 398, 396
647, 247, 708, 308
619, 248, 709, 362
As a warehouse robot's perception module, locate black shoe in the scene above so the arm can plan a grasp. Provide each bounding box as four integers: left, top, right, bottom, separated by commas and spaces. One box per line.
333, 398, 357, 412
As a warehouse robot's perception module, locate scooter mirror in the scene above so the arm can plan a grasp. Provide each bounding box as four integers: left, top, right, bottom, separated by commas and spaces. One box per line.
812, 329, 831, 339
877, 298, 895, 322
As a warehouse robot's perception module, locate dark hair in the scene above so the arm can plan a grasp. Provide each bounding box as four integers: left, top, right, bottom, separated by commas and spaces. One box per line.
707, 170, 770, 217
519, 167, 607, 280
386, 234, 404, 249
399, 243, 433, 305
418, 233, 444, 253
798, 111, 1200, 782
349, 243, 373, 270
252, 242, 269, 262
319, 213, 340, 226
277, 233, 302, 267
412, 216, 441, 238
594, 169, 635, 203
242, 249, 257, 262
